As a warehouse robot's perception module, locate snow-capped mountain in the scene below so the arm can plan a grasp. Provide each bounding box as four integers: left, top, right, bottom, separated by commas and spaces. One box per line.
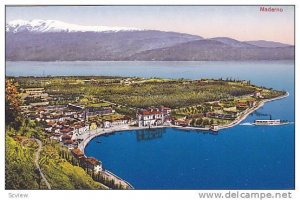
6, 19, 144, 33
5, 19, 294, 61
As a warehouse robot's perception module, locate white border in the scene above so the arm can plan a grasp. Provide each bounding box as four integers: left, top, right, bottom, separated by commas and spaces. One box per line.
0, 1, 298, 200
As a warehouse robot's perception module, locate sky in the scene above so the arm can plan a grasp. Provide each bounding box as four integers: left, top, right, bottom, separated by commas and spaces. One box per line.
6, 6, 294, 44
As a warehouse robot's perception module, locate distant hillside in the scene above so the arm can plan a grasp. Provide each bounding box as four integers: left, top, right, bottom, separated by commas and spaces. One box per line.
245, 40, 293, 48
6, 19, 294, 61
6, 31, 202, 61
210, 37, 255, 48
129, 40, 294, 61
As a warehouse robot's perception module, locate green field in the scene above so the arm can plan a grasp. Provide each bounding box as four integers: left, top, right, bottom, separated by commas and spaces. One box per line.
12, 76, 285, 109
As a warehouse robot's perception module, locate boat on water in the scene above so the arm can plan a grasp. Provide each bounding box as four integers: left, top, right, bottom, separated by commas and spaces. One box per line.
253, 114, 289, 126
253, 119, 289, 126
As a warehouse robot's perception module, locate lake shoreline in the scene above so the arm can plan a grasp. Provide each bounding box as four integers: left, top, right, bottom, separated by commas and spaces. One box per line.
218, 92, 290, 130
79, 91, 290, 189
79, 92, 289, 152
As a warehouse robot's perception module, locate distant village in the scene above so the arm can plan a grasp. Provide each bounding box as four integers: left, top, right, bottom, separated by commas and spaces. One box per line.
19, 87, 175, 174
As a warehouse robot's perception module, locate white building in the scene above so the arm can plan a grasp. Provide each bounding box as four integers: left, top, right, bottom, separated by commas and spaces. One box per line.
103, 121, 112, 128
253, 90, 263, 98
137, 109, 164, 127
73, 125, 89, 135
111, 117, 131, 126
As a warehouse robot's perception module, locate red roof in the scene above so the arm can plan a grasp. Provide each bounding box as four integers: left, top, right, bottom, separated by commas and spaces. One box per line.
61, 134, 72, 140
64, 140, 73, 144
139, 111, 163, 115
85, 157, 100, 166
160, 106, 171, 110
74, 125, 83, 129
71, 148, 84, 158
60, 128, 72, 134
47, 121, 55, 126
237, 102, 248, 107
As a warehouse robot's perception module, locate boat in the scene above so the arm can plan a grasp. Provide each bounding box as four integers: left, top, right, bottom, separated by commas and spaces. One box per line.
96, 141, 102, 143
253, 115, 289, 126
253, 119, 289, 126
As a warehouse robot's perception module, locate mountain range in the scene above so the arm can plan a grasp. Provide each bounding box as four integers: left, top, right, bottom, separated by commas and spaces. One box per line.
6, 19, 294, 61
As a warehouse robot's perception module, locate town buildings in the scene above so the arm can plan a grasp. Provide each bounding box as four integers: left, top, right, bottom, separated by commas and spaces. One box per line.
19, 88, 131, 149
21, 87, 50, 106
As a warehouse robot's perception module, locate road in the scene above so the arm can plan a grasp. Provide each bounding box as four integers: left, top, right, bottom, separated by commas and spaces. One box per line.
22, 138, 51, 189
34, 139, 51, 189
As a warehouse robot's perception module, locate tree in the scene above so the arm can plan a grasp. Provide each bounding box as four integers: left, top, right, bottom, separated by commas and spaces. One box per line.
5, 79, 22, 128
196, 118, 203, 126
202, 119, 209, 126
190, 118, 196, 126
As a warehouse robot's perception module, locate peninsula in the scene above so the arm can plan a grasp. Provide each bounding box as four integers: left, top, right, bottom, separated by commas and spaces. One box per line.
6, 76, 288, 189
12, 76, 286, 129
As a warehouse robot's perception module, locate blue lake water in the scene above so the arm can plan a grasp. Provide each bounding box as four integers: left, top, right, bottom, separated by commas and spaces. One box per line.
7, 60, 295, 189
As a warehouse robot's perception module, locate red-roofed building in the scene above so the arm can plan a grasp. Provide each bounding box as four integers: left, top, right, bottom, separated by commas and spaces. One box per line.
174, 119, 189, 126
111, 116, 131, 126
61, 134, 72, 141
159, 106, 172, 115
85, 157, 102, 173
63, 139, 74, 149
60, 127, 73, 134
236, 102, 248, 110
71, 148, 84, 159
46, 121, 56, 126
137, 108, 164, 127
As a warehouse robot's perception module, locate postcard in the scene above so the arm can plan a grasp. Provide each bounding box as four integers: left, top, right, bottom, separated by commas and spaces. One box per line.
4, 4, 295, 199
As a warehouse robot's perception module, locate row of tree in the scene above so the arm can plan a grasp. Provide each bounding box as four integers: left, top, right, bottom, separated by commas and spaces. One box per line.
59, 146, 127, 189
